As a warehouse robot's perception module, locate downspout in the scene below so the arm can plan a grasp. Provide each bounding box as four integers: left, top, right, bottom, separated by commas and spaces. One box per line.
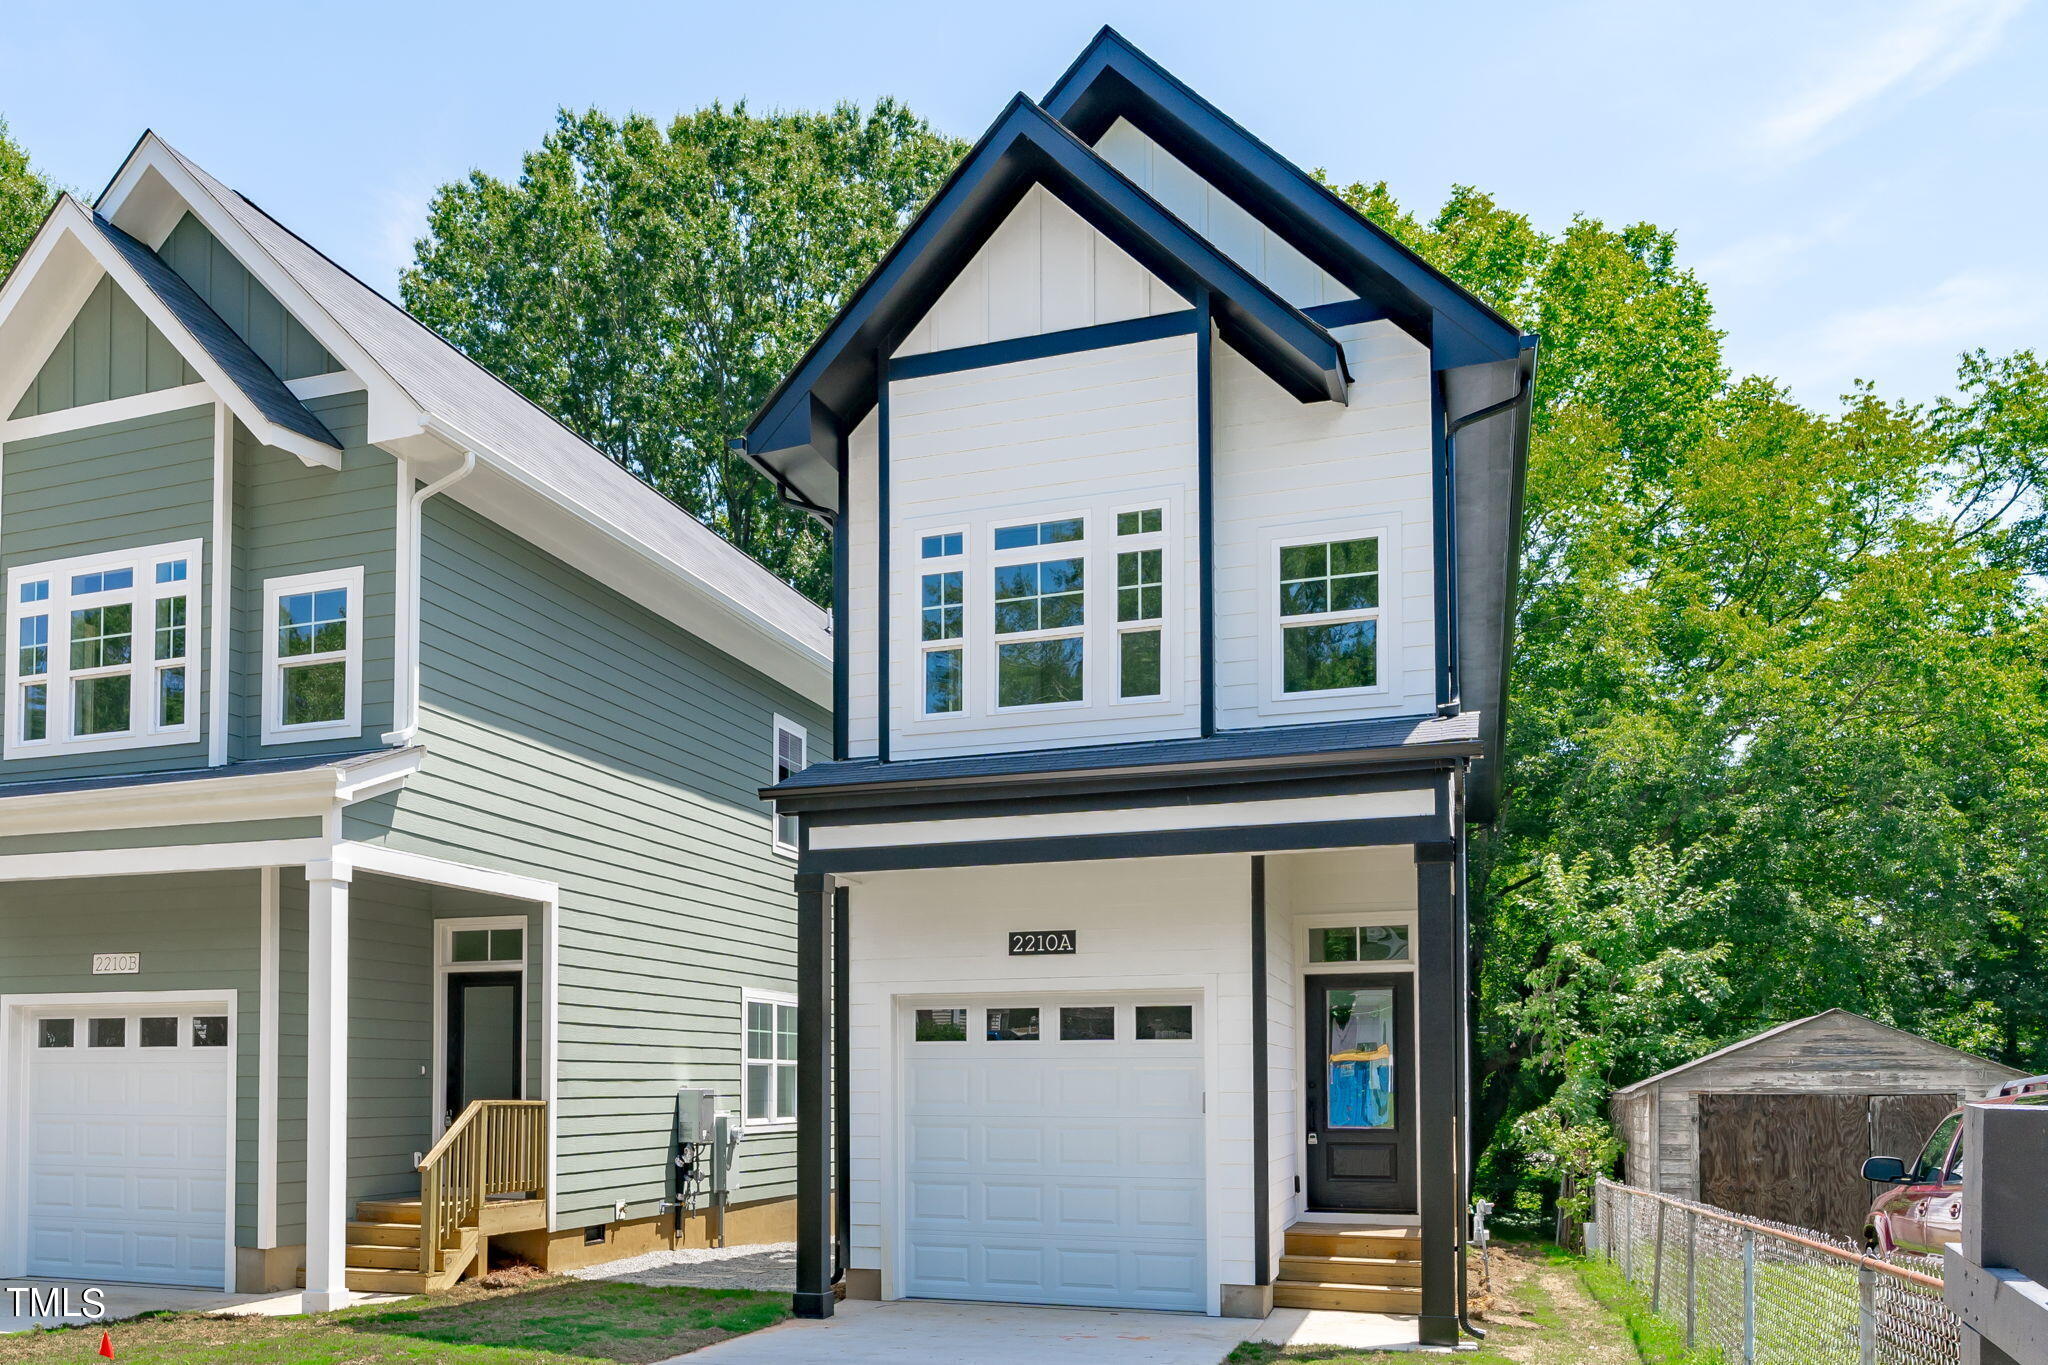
381, 441, 476, 746
1439, 371, 1532, 719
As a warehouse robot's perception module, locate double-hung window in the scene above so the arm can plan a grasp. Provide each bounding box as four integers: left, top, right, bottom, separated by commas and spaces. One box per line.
260, 566, 364, 744
991, 516, 1086, 709
1115, 507, 1166, 700
771, 716, 807, 856
1277, 534, 1381, 694
742, 989, 798, 1127
5, 539, 201, 757
919, 532, 966, 715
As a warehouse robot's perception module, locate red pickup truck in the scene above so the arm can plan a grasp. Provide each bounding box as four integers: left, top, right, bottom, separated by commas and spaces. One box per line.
1861, 1075, 2048, 1254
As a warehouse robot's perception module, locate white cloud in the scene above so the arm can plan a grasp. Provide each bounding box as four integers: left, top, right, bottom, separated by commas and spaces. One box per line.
1750, 0, 2026, 164
1695, 208, 1860, 289
1743, 269, 2048, 400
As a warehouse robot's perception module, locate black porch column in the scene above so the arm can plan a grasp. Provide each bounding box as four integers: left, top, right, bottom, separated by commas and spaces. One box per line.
793, 871, 834, 1319
1414, 841, 1460, 1346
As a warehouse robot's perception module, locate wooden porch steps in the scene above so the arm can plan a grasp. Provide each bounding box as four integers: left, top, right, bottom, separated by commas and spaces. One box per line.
1273, 1222, 1424, 1313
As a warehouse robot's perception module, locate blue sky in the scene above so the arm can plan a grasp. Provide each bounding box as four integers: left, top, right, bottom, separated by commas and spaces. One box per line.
2, 0, 2040, 408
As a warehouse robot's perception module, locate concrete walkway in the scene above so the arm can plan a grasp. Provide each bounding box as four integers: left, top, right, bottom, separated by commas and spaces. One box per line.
666, 1298, 1425, 1363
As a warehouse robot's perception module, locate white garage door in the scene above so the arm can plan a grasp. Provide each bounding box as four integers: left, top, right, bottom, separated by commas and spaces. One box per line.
21, 1005, 232, 1288
902, 998, 1206, 1312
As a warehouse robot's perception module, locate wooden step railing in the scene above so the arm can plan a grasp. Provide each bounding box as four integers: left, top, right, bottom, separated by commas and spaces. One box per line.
417, 1099, 547, 1274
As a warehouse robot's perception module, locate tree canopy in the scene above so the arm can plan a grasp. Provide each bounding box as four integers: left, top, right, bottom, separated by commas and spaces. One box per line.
0, 116, 59, 279
400, 102, 964, 602
1330, 177, 2048, 1215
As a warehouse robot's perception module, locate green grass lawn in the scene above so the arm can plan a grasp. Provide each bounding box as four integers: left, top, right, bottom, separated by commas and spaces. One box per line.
0, 1277, 787, 1365
1224, 1242, 1720, 1365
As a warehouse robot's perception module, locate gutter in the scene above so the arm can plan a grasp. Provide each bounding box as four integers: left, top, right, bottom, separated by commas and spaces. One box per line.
382, 418, 477, 745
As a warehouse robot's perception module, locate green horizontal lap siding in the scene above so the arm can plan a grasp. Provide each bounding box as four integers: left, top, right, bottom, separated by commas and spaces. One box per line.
231, 390, 394, 758
269, 873, 546, 1245
361, 496, 823, 1225
9, 275, 198, 418
157, 214, 339, 382
0, 404, 216, 778
0, 870, 264, 1245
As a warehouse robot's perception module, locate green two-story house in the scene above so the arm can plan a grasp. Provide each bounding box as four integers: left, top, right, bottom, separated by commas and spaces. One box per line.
0, 134, 828, 1309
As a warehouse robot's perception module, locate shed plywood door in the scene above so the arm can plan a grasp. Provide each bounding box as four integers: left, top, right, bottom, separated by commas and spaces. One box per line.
1697, 1093, 1870, 1239
1867, 1093, 1957, 1195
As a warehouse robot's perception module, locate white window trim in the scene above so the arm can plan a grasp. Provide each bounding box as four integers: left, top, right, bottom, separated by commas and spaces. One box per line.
741, 987, 798, 1130
1110, 501, 1170, 705
430, 915, 530, 1140
1266, 526, 1393, 706
259, 565, 364, 746
915, 534, 969, 720
771, 715, 807, 857
3, 538, 203, 760
988, 510, 1091, 714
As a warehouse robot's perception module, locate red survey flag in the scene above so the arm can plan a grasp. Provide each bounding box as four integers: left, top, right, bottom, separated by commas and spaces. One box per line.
98, 1330, 114, 1358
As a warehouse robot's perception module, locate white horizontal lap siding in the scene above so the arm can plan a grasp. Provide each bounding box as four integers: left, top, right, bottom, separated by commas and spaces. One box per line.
1092, 119, 1353, 310
893, 185, 1182, 359
1213, 322, 1436, 729
847, 412, 880, 758
845, 856, 1257, 1294
885, 335, 1201, 758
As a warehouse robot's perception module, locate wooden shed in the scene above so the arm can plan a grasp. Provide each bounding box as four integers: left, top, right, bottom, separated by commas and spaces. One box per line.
1610, 1009, 2021, 1240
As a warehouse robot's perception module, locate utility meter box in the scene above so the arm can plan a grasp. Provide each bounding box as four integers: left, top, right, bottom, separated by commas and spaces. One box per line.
676, 1087, 717, 1145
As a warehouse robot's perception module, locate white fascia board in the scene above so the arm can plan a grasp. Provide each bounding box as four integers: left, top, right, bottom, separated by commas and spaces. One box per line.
0, 746, 422, 838
444, 451, 832, 706
15, 200, 341, 470
97, 140, 426, 447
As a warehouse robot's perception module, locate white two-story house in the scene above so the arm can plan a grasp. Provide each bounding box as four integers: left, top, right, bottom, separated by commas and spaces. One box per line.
749, 29, 1534, 1344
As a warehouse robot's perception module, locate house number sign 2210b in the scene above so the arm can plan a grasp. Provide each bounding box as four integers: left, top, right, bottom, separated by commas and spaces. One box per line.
1008, 930, 1077, 955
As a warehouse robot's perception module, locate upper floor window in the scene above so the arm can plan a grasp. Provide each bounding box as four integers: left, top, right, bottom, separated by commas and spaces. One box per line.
771, 715, 808, 856
1115, 506, 1166, 701
1277, 535, 1381, 694
260, 566, 363, 745
921, 532, 963, 559
993, 515, 1086, 709
920, 532, 966, 716
4, 539, 201, 759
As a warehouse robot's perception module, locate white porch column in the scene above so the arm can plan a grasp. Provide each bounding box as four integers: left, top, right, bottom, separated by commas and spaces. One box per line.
304, 859, 352, 1312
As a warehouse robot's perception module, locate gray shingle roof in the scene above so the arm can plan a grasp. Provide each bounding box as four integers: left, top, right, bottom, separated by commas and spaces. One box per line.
151, 142, 829, 661
770, 711, 1480, 796
92, 213, 338, 450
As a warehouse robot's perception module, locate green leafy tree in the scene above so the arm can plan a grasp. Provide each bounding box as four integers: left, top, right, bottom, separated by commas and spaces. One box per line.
1330, 177, 2048, 1214
402, 102, 965, 602
0, 116, 60, 278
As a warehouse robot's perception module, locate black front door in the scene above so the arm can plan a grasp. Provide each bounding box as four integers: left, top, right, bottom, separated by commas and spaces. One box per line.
445, 972, 522, 1125
1305, 972, 1415, 1212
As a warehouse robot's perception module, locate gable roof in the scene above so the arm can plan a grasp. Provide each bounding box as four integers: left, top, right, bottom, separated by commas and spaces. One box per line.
81, 135, 829, 696
1043, 27, 1525, 370
740, 95, 1350, 511
1613, 1009, 2024, 1097
91, 213, 338, 450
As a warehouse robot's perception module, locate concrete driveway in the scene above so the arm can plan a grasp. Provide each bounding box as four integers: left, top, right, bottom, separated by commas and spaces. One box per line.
669, 1298, 1423, 1363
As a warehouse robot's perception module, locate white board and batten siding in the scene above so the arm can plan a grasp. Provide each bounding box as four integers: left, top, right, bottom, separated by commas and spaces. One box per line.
845, 857, 1257, 1310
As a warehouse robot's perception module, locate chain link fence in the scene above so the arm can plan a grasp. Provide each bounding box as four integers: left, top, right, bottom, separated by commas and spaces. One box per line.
1593, 1178, 1960, 1365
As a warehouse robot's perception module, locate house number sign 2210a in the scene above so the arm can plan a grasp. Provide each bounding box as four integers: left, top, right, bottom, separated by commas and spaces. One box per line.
1008, 930, 1077, 956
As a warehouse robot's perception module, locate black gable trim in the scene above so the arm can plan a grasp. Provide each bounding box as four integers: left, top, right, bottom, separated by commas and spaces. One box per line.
92, 214, 340, 450
741, 95, 1348, 510
1043, 27, 1524, 371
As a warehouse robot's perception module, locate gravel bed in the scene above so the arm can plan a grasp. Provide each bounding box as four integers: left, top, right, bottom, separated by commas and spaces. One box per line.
569, 1240, 797, 1292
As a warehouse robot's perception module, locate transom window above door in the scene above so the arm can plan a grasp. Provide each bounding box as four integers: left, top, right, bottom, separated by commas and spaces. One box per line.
5, 539, 201, 758
1309, 924, 1411, 963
